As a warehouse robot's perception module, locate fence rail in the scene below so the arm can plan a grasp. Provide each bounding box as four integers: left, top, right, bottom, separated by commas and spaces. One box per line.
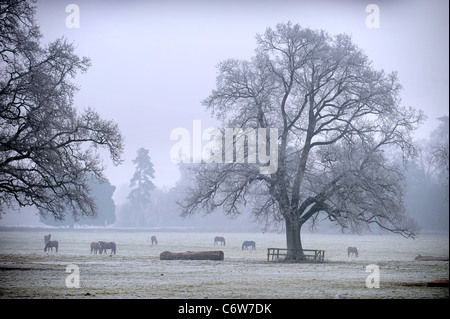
267, 248, 325, 262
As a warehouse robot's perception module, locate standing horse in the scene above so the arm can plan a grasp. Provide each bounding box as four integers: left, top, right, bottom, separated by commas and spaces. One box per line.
242, 241, 256, 250
214, 236, 226, 246
151, 236, 158, 246
99, 241, 116, 255
91, 242, 101, 254
44, 240, 58, 252
44, 234, 51, 245
347, 246, 358, 257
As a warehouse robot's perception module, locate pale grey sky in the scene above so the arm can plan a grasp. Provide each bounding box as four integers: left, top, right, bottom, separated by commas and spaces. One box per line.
32, 0, 449, 192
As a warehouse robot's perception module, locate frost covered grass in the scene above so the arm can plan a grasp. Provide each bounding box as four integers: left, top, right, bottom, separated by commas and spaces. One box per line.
0, 230, 448, 299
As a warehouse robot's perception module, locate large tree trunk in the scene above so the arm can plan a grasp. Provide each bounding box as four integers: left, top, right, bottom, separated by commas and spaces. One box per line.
285, 219, 306, 261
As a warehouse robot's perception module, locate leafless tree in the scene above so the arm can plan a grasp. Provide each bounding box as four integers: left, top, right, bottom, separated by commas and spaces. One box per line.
179, 22, 423, 260
429, 117, 449, 201
0, 0, 124, 221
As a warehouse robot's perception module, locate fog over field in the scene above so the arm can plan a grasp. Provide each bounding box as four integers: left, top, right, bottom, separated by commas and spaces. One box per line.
1, 0, 448, 234
0, 230, 448, 299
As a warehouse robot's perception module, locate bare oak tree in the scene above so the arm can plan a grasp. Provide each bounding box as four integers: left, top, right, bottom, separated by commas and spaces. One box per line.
179, 23, 423, 260
1, 0, 124, 221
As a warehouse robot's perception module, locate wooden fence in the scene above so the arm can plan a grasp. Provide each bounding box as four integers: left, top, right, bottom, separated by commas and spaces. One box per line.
267, 248, 325, 262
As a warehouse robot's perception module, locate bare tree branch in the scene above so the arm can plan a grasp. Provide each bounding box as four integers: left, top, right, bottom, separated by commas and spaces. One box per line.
179, 22, 424, 258
0, 0, 124, 220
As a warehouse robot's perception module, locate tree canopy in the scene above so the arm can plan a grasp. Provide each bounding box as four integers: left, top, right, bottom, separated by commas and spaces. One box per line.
180, 22, 424, 259
0, 0, 124, 221
39, 175, 117, 227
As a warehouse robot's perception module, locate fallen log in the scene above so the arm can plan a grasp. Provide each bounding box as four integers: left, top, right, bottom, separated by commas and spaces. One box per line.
414, 255, 449, 261
426, 280, 449, 287
160, 250, 224, 261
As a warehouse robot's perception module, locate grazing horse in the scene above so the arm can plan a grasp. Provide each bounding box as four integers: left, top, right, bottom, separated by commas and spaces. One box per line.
242, 241, 256, 250
91, 242, 101, 254
99, 241, 116, 255
44, 240, 58, 252
44, 234, 51, 245
214, 236, 226, 246
347, 246, 358, 257
151, 236, 158, 246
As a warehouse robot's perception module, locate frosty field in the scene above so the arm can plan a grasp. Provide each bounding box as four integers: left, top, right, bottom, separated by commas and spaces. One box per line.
0, 229, 448, 299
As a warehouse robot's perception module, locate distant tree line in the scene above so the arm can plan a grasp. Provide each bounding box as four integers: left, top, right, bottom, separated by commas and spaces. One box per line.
404, 116, 449, 232
39, 174, 116, 227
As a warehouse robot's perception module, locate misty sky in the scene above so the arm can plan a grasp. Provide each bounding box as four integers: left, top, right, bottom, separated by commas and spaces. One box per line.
27, 0, 450, 194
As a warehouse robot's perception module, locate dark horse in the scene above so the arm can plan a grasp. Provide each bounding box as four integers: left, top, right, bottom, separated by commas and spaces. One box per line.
91, 242, 101, 254
151, 236, 158, 246
44, 234, 51, 245
44, 240, 58, 252
214, 236, 226, 246
99, 241, 116, 255
242, 241, 256, 250
347, 246, 358, 257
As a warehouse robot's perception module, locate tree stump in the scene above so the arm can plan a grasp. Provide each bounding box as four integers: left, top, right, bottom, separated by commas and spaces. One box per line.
160, 250, 224, 261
